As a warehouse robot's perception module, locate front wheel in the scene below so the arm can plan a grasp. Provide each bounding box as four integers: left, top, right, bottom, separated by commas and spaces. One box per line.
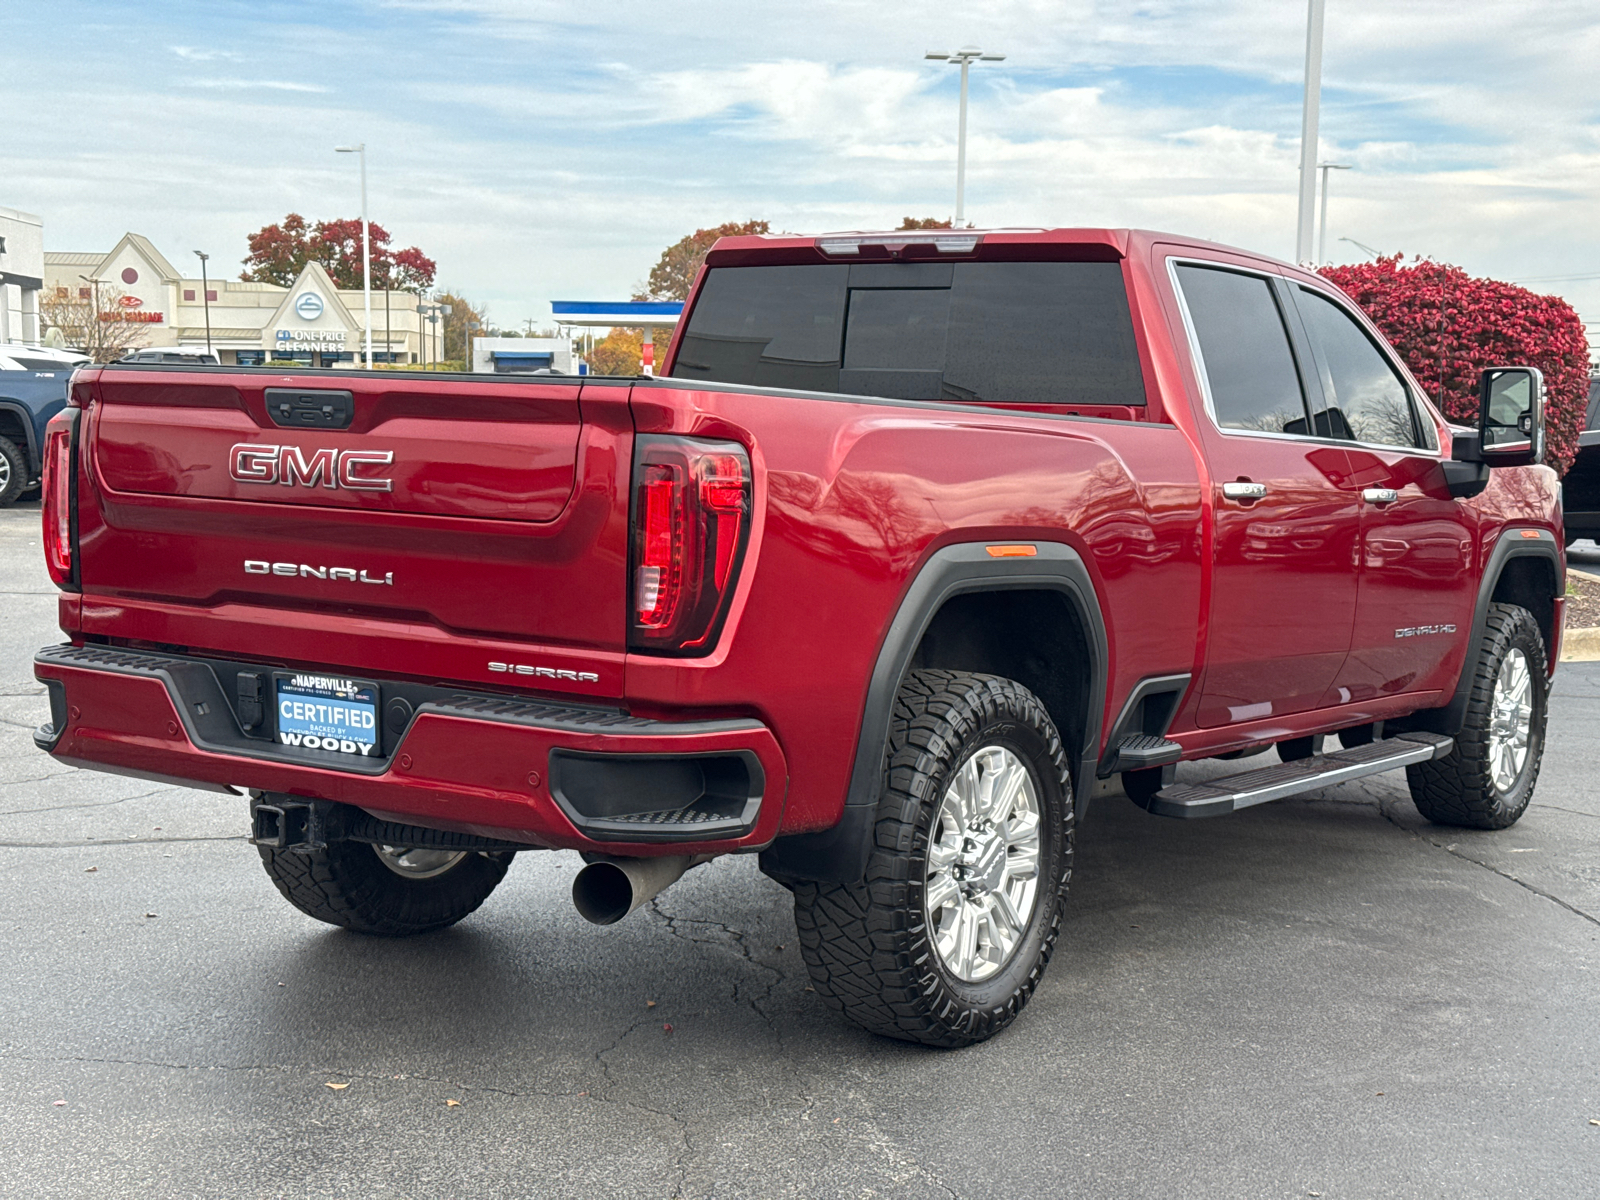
1407, 602, 1547, 829
0, 437, 26, 507
793, 670, 1073, 1047
257, 835, 514, 936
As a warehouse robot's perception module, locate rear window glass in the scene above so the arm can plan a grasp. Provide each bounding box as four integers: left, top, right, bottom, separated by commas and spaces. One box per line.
670, 261, 1146, 407
8, 355, 69, 371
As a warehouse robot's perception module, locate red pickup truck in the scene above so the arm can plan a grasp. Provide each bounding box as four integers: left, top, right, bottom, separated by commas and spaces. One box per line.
34, 227, 1563, 1047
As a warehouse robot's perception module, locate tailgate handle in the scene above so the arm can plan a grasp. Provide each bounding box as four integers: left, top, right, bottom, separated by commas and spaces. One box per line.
265, 388, 355, 430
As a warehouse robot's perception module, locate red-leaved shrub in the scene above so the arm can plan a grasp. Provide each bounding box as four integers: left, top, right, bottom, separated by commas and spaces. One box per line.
1318, 256, 1590, 475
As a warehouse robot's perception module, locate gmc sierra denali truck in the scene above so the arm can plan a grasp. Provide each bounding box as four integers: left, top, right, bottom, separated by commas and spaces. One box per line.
33, 227, 1563, 1047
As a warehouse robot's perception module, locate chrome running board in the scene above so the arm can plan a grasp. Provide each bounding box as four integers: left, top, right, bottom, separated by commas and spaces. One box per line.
1136, 732, 1454, 819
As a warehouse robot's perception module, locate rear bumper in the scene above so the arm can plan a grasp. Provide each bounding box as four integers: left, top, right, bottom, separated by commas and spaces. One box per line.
33, 644, 788, 855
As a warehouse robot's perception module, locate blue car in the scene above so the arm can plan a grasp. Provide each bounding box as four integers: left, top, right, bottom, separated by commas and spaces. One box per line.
0, 344, 90, 505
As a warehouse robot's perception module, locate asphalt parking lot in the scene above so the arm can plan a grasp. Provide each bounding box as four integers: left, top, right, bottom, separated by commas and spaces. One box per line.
2, 501, 1597, 1199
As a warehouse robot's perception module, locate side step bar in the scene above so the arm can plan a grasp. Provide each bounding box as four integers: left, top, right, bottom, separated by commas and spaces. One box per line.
1134, 732, 1454, 819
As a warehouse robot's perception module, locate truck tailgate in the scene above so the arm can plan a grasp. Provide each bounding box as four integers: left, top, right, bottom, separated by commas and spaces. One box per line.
75, 370, 632, 688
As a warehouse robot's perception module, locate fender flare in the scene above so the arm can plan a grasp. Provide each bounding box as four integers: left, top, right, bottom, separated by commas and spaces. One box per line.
0, 398, 40, 475
1414, 526, 1563, 736
759, 541, 1109, 885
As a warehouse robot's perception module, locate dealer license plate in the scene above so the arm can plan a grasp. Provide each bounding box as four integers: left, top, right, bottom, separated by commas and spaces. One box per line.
275, 674, 380, 758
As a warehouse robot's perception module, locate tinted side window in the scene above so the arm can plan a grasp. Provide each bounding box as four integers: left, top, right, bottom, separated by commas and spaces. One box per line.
1175, 264, 1309, 435
672, 260, 1146, 407
1295, 288, 1420, 448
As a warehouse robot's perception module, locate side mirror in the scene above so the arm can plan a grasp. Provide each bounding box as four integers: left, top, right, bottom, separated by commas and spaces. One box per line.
1478, 366, 1544, 467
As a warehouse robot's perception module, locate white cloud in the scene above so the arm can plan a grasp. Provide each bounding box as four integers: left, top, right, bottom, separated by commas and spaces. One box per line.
3, 0, 1598, 336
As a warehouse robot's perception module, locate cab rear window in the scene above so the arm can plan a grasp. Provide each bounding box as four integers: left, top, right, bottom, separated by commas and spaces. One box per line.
670, 261, 1146, 408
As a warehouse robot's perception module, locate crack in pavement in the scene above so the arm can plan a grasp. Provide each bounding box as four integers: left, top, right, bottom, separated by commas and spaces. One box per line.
1531, 802, 1600, 821
591, 1016, 694, 1197
647, 897, 789, 1038
0, 788, 168, 818
1377, 796, 1600, 929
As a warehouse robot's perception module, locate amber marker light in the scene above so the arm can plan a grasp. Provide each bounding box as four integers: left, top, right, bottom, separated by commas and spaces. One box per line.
985, 545, 1038, 558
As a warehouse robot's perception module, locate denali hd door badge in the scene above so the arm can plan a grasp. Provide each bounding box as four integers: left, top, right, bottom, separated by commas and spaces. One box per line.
245, 561, 392, 585
1395, 624, 1456, 638
229, 443, 394, 491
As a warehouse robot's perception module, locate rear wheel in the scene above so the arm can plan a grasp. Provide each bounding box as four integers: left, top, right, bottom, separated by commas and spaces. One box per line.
257, 836, 514, 936
793, 670, 1073, 1047
1407, 602, 1547, 829
0, 437, 26, 507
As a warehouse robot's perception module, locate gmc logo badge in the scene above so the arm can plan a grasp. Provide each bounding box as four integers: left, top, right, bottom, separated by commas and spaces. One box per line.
229, 443, 395, 492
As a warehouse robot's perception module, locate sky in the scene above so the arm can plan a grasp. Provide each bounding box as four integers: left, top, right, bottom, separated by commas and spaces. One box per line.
3, 0, 1598, 343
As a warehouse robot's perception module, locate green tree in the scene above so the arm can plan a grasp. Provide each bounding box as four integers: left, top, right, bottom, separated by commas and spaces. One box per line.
638, 220, 771, 302
898, 216, 953, 229
434, 291, 486, 364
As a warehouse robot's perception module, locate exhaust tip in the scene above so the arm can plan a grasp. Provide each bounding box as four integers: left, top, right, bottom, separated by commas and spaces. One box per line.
572, 861, 634, 925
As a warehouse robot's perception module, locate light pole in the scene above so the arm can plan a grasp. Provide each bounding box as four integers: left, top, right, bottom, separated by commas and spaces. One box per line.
334, 143, 373, 369
1339, 236, 1383, 260
925, 47, 1006, 227
465, 319, 480, 371
1316, 162, 1352, 265
193, 251, 212, 356
78, 274, 102, 360
1295, 0, 1327, 263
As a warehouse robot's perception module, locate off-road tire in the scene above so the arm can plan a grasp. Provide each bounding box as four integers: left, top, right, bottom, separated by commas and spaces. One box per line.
793, 670, 1073, 1048
257, 838, 514, 936
1407, 602, 1547, 829
0, 437, 27, 507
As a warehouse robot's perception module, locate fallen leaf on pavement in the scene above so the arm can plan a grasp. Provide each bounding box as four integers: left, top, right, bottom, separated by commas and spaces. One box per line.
662, 1023, 673, 1034
325, 1082, 349, 1091
446, 1099, 461, 1108
52, 1100, 66, 1107
646, 1000, 656, 1008
144, 913, 158, 919
1590, 1118, 1600, 1126
84, 867, 97, 873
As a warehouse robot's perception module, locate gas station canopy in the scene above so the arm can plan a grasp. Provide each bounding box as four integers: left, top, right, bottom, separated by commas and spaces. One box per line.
550, 300, 683, 328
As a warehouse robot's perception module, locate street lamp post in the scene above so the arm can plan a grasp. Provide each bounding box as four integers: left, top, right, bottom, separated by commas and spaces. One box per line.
77, 274, 101, 360
193, 251, 212, 356
1316, 162, 1352, 265
925, 47, 1006, 227
1295, 0, 1327, 263
334, 144, 373, 369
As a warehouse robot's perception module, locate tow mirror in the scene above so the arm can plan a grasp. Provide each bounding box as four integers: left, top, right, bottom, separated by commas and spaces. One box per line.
1478, 366, 1544, 467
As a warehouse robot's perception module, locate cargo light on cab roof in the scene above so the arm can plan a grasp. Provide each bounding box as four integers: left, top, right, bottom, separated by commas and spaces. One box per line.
817, 233, 982, 257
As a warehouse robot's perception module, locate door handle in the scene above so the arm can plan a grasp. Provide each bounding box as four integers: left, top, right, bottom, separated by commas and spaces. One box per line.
1362, 488, 1400, 505
1222, 482, 1268, 501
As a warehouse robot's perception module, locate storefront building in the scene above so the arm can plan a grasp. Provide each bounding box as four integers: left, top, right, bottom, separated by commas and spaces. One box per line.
0, 205, 44, 346
43, 233, 441, 366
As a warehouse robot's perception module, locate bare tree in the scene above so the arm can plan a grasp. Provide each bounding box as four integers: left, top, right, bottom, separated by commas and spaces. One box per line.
39, 286, 151, 362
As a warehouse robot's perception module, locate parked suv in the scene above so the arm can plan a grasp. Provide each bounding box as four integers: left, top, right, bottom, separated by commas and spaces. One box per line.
0, 344, 89, 505
1559, 375, 1600, 546
32, 228, 1563, 1045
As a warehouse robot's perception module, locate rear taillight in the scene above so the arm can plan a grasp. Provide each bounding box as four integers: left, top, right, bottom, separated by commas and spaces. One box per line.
41, 410, 78, 587
629, 437, 751, 654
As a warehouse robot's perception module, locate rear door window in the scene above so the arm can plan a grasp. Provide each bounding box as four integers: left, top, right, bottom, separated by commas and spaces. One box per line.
1293, 287, 1425, 449
672, 260, 1146, 407
1173, 263, 1310, 435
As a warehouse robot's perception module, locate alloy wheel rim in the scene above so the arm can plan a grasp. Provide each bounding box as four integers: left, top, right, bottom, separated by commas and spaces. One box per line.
924, 744, 1043, 983
1487, 647, 1533, 793
0, 455, 10, 491
373, 844, 467, 879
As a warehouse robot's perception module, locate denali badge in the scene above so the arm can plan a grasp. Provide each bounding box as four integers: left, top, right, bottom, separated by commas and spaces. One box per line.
1395, 624, 1457, 638
488, 660, 601, 683
229, 443, 395, 492
245, 560, 392, 585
